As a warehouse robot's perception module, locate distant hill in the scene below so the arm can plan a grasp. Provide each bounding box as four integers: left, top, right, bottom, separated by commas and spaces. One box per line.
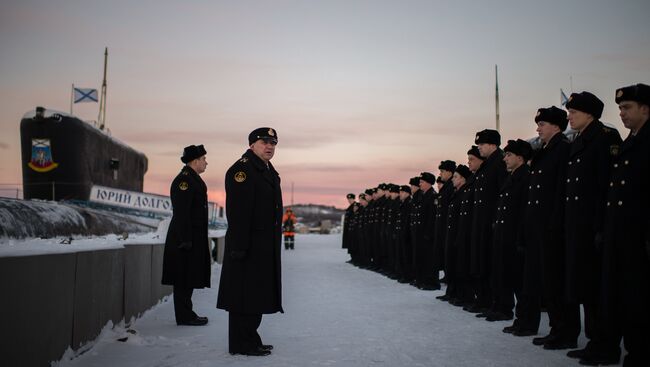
284, 204, 344, 227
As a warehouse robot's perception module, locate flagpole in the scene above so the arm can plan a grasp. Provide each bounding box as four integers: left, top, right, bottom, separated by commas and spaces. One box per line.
495, 64, 500, 132
70, 83, 74, 115
98, 47, 108, 130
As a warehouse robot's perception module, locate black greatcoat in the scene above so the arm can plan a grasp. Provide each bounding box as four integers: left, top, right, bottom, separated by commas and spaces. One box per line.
397, 197, 412, 278
470, 149, 507, 277
355, 205, 368, 264
409, 190, 422, 272
217, 149, 284, 314
162, 166, 211, 289
602, 119, 650, 361
564, 121, 621, 303
491, 164, 530, 308
444, 185, 463, 290
433, 180, 454, 270
415, 188, 436, 282
521, 132, 570, 299
342, 203, 355, 249
455, 176, 476, 279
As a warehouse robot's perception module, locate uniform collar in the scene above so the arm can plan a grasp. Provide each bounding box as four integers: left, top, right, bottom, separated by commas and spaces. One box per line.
544, 131, 568, 149
576, 119, 603, 142
243, 149, 277, 173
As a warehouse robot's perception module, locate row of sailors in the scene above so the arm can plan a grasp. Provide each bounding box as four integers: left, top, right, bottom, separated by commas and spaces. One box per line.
340, 84, 649, 367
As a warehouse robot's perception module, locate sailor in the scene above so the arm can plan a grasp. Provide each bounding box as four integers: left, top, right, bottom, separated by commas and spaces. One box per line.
469, 130, 507, 316
598, 84, 650, 366
414, 172, 440, 290
488, 139, 531, 322
512, 107, 571, 342
433, 160, 457, 291
563, 92, 622, 356
441, 164, 472, 303
161, 144, 211, 326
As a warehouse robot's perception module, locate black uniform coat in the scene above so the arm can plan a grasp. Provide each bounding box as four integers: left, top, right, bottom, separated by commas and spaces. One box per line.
470, 150, 508, 277
602, 119, 650, 328
444, 184, 463, 283
491, 164, 530, 298
162, 166, 211, 289
397, 197, 412, 276
415, 188, 437, 281
342, 203, 355, 249
409, 190, 422, 270
355, 205, 368, 263
217, 149, 284, 314
433, 180, 455, 270
455, 176, 476, 279
564, 120, 621, 303
521, 132, 570, 298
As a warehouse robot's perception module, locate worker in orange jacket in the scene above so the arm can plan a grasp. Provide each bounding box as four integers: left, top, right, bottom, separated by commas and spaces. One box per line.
282, 208, 297, 250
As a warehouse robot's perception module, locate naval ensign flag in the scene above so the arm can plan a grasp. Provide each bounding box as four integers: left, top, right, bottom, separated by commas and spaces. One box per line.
73, 88, 98, 103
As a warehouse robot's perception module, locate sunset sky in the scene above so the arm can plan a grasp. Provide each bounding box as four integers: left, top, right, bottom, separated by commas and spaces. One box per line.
1, 0, 649, 208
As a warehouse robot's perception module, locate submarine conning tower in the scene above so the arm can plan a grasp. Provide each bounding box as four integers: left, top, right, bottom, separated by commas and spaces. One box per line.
20, 106, 148, 201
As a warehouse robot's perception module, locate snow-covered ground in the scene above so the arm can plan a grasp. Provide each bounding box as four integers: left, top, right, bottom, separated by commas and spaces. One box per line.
55, 234, 608, 367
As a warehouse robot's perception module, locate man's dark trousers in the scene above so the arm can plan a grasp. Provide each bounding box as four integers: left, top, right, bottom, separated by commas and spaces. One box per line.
173, 285, 196, 323
229, 312, 263, 353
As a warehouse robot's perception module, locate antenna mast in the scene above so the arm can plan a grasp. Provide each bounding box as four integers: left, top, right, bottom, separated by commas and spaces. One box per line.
98, 47, 108, 130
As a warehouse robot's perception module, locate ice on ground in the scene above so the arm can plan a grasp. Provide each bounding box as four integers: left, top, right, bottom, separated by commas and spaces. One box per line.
55, 234, 606, 367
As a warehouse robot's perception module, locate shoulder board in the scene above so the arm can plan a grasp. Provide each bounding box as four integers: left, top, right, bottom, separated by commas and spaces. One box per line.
238, 157, 249, 163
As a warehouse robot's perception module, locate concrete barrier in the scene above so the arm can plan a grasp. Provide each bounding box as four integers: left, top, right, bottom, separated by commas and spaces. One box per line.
72, 249, 124, 349
0, 241, 183, 367
0, 253, 76, 367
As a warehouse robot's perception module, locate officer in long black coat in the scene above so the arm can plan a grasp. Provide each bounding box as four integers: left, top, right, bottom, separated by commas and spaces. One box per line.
342, 193, 356, 252
599, 84, 650, 366
563, 92, 622, 356
385, 184, 401, 277
359, 189, 374, 267
489, 139, 531, 322
396, 185, 412, 282
414, 172, 440, 290
355, 193, 370, 266
512, 107, 571, 340
407, 177, 422, 284
458, 147, 483, 308
216, 128, 283, 357
470, 130, 507, 313
433, 160, 457, 280
441, 164, 472, 302
162, 144, 211, 326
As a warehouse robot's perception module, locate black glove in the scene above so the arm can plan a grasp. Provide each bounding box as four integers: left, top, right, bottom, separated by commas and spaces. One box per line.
178, 241, 192, 251
230, 250, 247, 260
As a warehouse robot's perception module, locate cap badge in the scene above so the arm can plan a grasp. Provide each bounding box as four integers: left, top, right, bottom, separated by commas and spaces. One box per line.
268, 128, 275, 137
234, 171, 247, 183
179, 181, 189, 191
616, 90, 624, 98
536, 111, 541, 117
568, 96, 573, 102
